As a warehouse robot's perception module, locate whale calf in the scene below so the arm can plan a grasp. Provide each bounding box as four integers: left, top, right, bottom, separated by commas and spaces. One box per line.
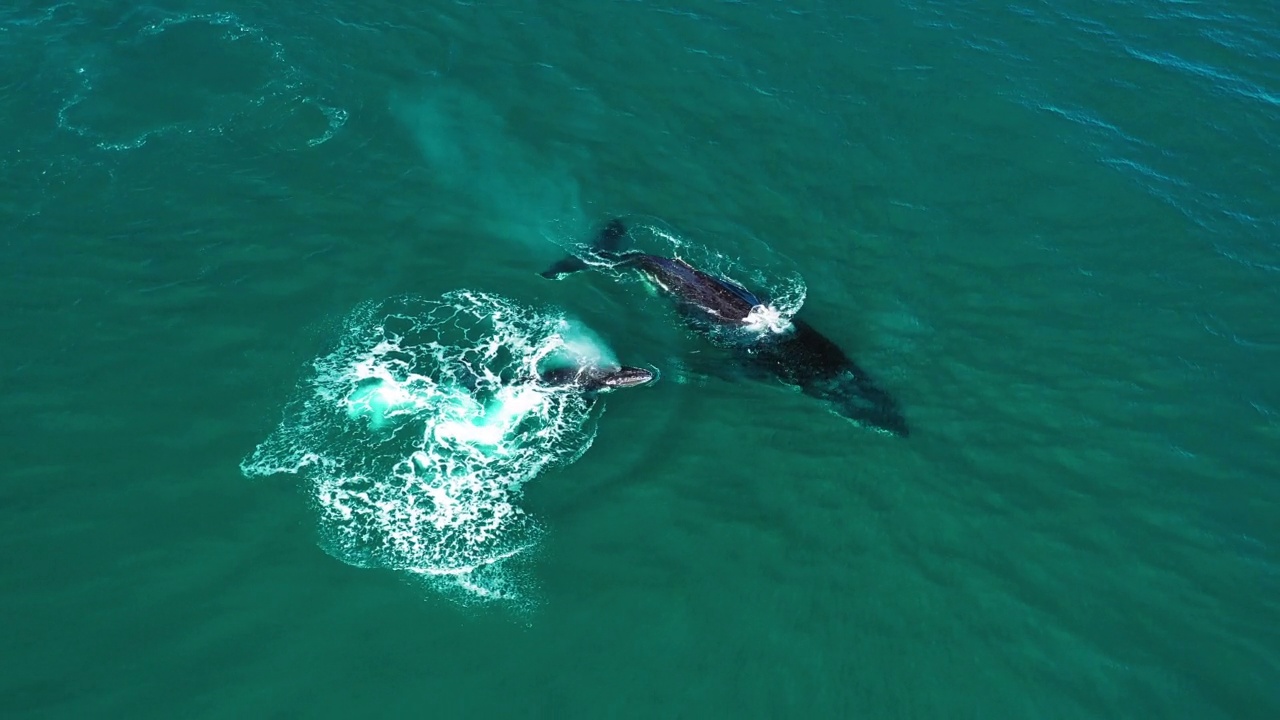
542, 219, 908, 437
538, 364, 655, 392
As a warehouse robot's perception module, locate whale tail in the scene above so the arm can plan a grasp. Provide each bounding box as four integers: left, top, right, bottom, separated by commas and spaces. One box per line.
540, 218, 630, 279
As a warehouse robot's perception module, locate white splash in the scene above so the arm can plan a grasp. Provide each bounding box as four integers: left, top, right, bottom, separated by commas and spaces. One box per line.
241, 291, 620, 612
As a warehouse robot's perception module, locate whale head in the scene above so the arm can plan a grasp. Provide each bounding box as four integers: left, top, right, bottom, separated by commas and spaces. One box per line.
539, 365, 656, 392
592, 366, 656, 390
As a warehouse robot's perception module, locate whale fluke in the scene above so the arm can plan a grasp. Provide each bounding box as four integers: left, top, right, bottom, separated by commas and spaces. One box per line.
540, 219, 629, 279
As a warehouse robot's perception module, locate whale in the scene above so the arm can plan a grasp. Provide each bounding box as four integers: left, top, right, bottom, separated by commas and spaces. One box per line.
541, 219, 909, 437
538, 364, 655, 393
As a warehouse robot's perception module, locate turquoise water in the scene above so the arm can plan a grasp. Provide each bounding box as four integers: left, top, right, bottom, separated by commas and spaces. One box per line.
3, 0, 1278, 717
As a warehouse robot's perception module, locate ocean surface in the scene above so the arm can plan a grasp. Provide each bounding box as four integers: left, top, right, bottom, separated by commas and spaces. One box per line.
3, 0, 1278, 717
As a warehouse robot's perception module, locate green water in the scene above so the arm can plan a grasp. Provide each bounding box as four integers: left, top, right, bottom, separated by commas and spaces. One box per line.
3, 1, 1278, 717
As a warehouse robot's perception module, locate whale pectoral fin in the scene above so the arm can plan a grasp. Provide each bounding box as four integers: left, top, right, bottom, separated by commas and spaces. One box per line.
670, 350, 761, 386
665, 353, 724, 386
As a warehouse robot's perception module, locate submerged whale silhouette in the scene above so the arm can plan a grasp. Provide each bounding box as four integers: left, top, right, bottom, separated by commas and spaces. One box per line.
542, 219, 909, 437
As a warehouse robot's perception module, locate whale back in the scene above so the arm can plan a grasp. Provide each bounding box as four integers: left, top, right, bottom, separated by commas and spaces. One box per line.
622, 254, 759, 324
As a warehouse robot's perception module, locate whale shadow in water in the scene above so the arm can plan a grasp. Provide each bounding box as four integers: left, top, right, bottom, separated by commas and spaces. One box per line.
541, 218, 910, 438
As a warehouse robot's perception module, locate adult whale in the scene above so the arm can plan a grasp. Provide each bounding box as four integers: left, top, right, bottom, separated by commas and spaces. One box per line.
541, 219, 909, 437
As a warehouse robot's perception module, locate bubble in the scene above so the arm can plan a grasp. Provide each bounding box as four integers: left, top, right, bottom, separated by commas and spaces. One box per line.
241, 291, 621, 610
744, 303, 794, 335
56, 11, 347, 151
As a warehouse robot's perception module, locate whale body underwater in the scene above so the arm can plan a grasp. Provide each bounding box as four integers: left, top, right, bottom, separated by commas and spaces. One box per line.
541, 219, 909, 437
